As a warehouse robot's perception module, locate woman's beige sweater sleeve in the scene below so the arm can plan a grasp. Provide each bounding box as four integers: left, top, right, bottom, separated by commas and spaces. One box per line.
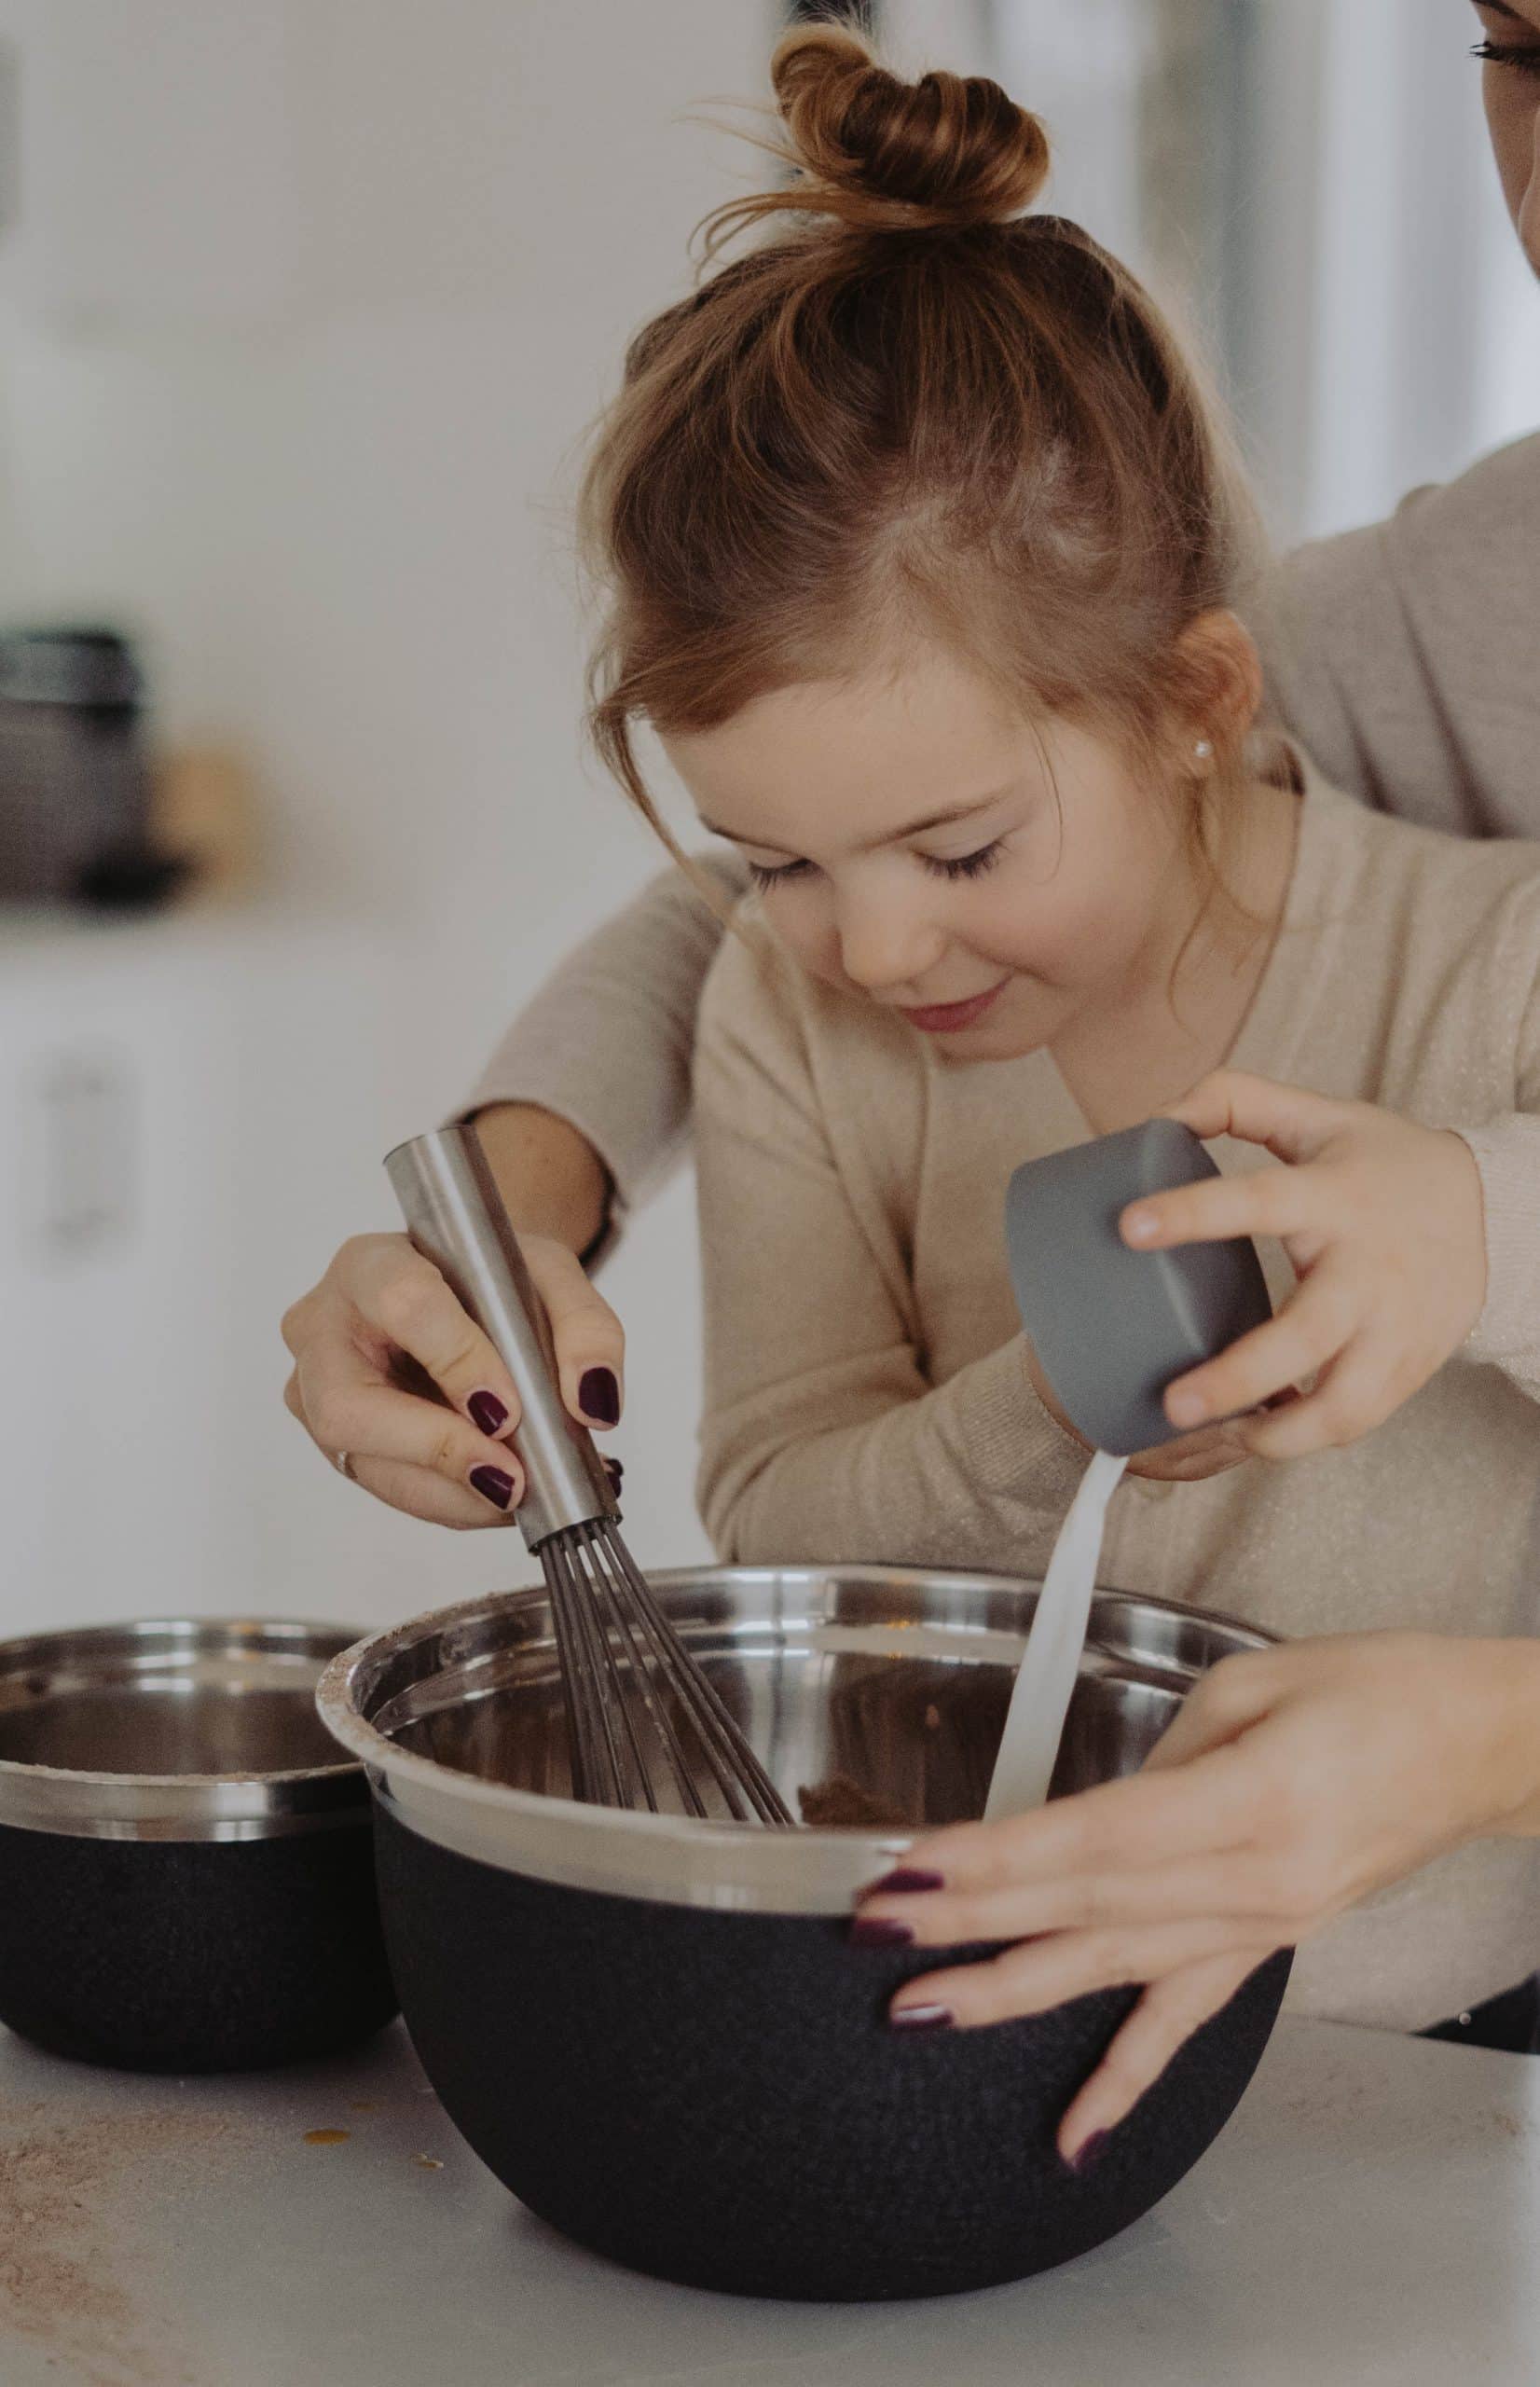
1455, 902, 1540, 1401
463, 854, 747, 1216
693, 930, 1089, 1569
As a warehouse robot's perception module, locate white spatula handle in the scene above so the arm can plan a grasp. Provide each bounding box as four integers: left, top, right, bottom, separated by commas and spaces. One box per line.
983, 1448, 1128, 1821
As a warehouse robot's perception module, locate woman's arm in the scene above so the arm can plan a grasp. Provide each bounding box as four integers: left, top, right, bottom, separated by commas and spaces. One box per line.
1252, 435, 1540, 842
1451, 952, 1540, 1400
469, 1101, 611, 1258
466, 854, 747, 1249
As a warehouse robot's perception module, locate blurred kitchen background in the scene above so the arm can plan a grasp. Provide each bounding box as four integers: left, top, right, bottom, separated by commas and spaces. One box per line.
0, 0, 1534, 1637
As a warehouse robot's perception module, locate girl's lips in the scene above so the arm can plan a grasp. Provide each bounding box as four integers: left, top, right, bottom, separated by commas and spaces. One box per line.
899, 977, 1011, 1035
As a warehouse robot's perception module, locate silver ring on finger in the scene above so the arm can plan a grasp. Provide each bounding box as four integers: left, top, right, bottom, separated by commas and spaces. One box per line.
333, 1449, 357, 1483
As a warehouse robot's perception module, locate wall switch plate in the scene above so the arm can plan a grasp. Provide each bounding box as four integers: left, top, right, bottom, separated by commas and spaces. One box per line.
22, 1043, 136, 1264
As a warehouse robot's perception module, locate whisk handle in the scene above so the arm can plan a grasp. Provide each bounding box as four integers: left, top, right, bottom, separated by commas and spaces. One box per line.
385, 1125, 618, 1550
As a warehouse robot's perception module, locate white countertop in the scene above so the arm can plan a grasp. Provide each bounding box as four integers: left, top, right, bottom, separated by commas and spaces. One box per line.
0, 2011, 1533, 2387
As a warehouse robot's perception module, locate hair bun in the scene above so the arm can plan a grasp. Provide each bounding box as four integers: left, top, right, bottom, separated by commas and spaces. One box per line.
770, 22, 1049, 233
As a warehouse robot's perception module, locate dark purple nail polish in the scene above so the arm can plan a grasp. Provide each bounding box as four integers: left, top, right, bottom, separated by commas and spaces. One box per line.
1070, 2130, 1110, 2175
467, 1389, 508, 1437
603, 1456, 625, 1484
579, 1367, 621, 1427
889, 2003, 954, 2034
469, 1465, 516, 1511
861, 1869, 944, 1897
849, 1916, 914, 1950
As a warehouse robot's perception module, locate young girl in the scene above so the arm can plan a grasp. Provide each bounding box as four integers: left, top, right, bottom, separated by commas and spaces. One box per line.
577, 25, 1540, 2042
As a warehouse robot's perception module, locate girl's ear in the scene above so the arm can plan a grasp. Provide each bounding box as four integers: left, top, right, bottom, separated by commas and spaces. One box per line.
1166, 611, 1262, 764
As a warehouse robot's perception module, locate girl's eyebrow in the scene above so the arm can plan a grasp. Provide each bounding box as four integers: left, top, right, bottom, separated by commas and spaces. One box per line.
1473, 0, 1529, 21
700, 785, 1021, 857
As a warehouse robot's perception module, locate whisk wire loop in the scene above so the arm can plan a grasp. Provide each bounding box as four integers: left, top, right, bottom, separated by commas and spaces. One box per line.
387, 1124, 794, 1828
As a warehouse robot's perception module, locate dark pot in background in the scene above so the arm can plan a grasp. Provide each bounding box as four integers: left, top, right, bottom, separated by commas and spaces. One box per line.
0, 628, 186, 909
320, 1566, 1292, 2301
0, 1618, 397, 2073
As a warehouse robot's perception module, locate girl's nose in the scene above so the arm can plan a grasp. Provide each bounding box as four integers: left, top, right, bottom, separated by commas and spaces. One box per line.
835, 889, 947, 995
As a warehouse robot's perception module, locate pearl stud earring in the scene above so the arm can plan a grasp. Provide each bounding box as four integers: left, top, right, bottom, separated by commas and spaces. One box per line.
1193, 738, 1213, 762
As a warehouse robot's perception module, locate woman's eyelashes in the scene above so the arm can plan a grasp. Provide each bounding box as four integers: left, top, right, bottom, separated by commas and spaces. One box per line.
1472, 39, 1540, 76
748, 840, 1009, 892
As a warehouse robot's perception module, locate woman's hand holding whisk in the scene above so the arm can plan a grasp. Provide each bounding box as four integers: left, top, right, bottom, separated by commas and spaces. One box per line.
282, 1104, 626, 1525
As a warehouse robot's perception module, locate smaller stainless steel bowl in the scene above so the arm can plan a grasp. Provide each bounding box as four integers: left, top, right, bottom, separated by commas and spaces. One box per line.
320, 1566, 1293, 2300
0, 1618, 397, 2073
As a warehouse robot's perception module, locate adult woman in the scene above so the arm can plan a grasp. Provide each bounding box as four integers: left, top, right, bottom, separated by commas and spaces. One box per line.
282, 3, 1540, 2153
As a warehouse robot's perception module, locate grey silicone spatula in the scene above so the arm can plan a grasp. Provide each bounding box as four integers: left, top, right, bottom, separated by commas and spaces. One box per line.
1003, 1118, 1274, 1457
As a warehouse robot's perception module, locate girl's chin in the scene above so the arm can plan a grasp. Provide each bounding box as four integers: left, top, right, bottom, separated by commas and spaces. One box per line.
924, 983, 1070, 1061
924, 1012, 1056, 1062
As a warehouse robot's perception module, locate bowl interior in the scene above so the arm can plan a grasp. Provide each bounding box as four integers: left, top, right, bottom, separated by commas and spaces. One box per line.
360, 1568, 1265, 1828
0, 1621, 360, 1779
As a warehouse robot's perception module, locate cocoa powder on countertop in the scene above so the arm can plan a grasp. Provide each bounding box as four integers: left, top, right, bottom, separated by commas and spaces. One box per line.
0, 2092, 240, 2387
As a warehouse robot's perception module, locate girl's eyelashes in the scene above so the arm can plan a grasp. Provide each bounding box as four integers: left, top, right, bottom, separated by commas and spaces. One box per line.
748, 840, 1008, 891
748, 857, 812, 890
1471, 39, 1540, 76
921, 839, 1007, 883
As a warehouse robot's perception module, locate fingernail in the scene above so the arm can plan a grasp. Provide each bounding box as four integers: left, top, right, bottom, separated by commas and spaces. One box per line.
861, 1869, 944, 1897
579, 1367, 621, 1427
1166, 1389, 1203, 1428
467, 1389, 509, 1437
1123, 1207, 1158, 1244
849, 1916, 914, 1949
1069, 2130, 1110, 2174
469, 1464, 516, 1511
888, 2004, 954, 2034
603, 1456, 625, 1488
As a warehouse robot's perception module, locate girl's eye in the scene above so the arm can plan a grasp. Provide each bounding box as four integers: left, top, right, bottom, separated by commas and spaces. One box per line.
748, 840, 1008, 890
921, 840, 1007, 883
1471, 39, 1540, 78
747, 857, 814, 891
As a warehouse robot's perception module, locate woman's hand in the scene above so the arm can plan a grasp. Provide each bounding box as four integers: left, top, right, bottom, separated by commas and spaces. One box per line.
853, 1632, 1540, 2165
1120, 1072, 1489, 1460
281, 1105, 624, 1526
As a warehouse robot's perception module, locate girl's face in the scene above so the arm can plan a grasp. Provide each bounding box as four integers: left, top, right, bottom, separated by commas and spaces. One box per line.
663, 649, 1201, 1064
1473, 0, 1540, 270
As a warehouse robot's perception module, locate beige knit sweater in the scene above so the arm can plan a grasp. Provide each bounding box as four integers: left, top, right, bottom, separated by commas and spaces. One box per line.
689, 759, 1540, 2032
469, 434, 1540, 2032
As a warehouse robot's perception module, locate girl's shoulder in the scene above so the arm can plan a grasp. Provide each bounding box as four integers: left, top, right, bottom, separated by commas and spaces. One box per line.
1303, 762, 1540, 945
1296, 770, 1540, 1083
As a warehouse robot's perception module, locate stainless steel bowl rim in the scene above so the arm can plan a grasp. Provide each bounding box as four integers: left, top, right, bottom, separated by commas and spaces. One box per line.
0, 1618, 371, 1843
317, 1566, 1276, 1915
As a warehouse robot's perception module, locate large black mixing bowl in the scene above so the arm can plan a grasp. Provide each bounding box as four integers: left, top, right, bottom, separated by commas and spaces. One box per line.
319, 1566, 1291, 2300
0, 1618, 397, 2071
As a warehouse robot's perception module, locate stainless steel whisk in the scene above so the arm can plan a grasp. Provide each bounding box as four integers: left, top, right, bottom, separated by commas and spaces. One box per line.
386, 1125, 791, 1826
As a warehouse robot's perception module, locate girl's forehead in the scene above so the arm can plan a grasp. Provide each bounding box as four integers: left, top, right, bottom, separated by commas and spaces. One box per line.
664, 655, 1038, 845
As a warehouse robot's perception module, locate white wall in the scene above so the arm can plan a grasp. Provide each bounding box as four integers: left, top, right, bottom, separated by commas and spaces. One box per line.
0, 0, 771, 1635
988, 0, 1540, 546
